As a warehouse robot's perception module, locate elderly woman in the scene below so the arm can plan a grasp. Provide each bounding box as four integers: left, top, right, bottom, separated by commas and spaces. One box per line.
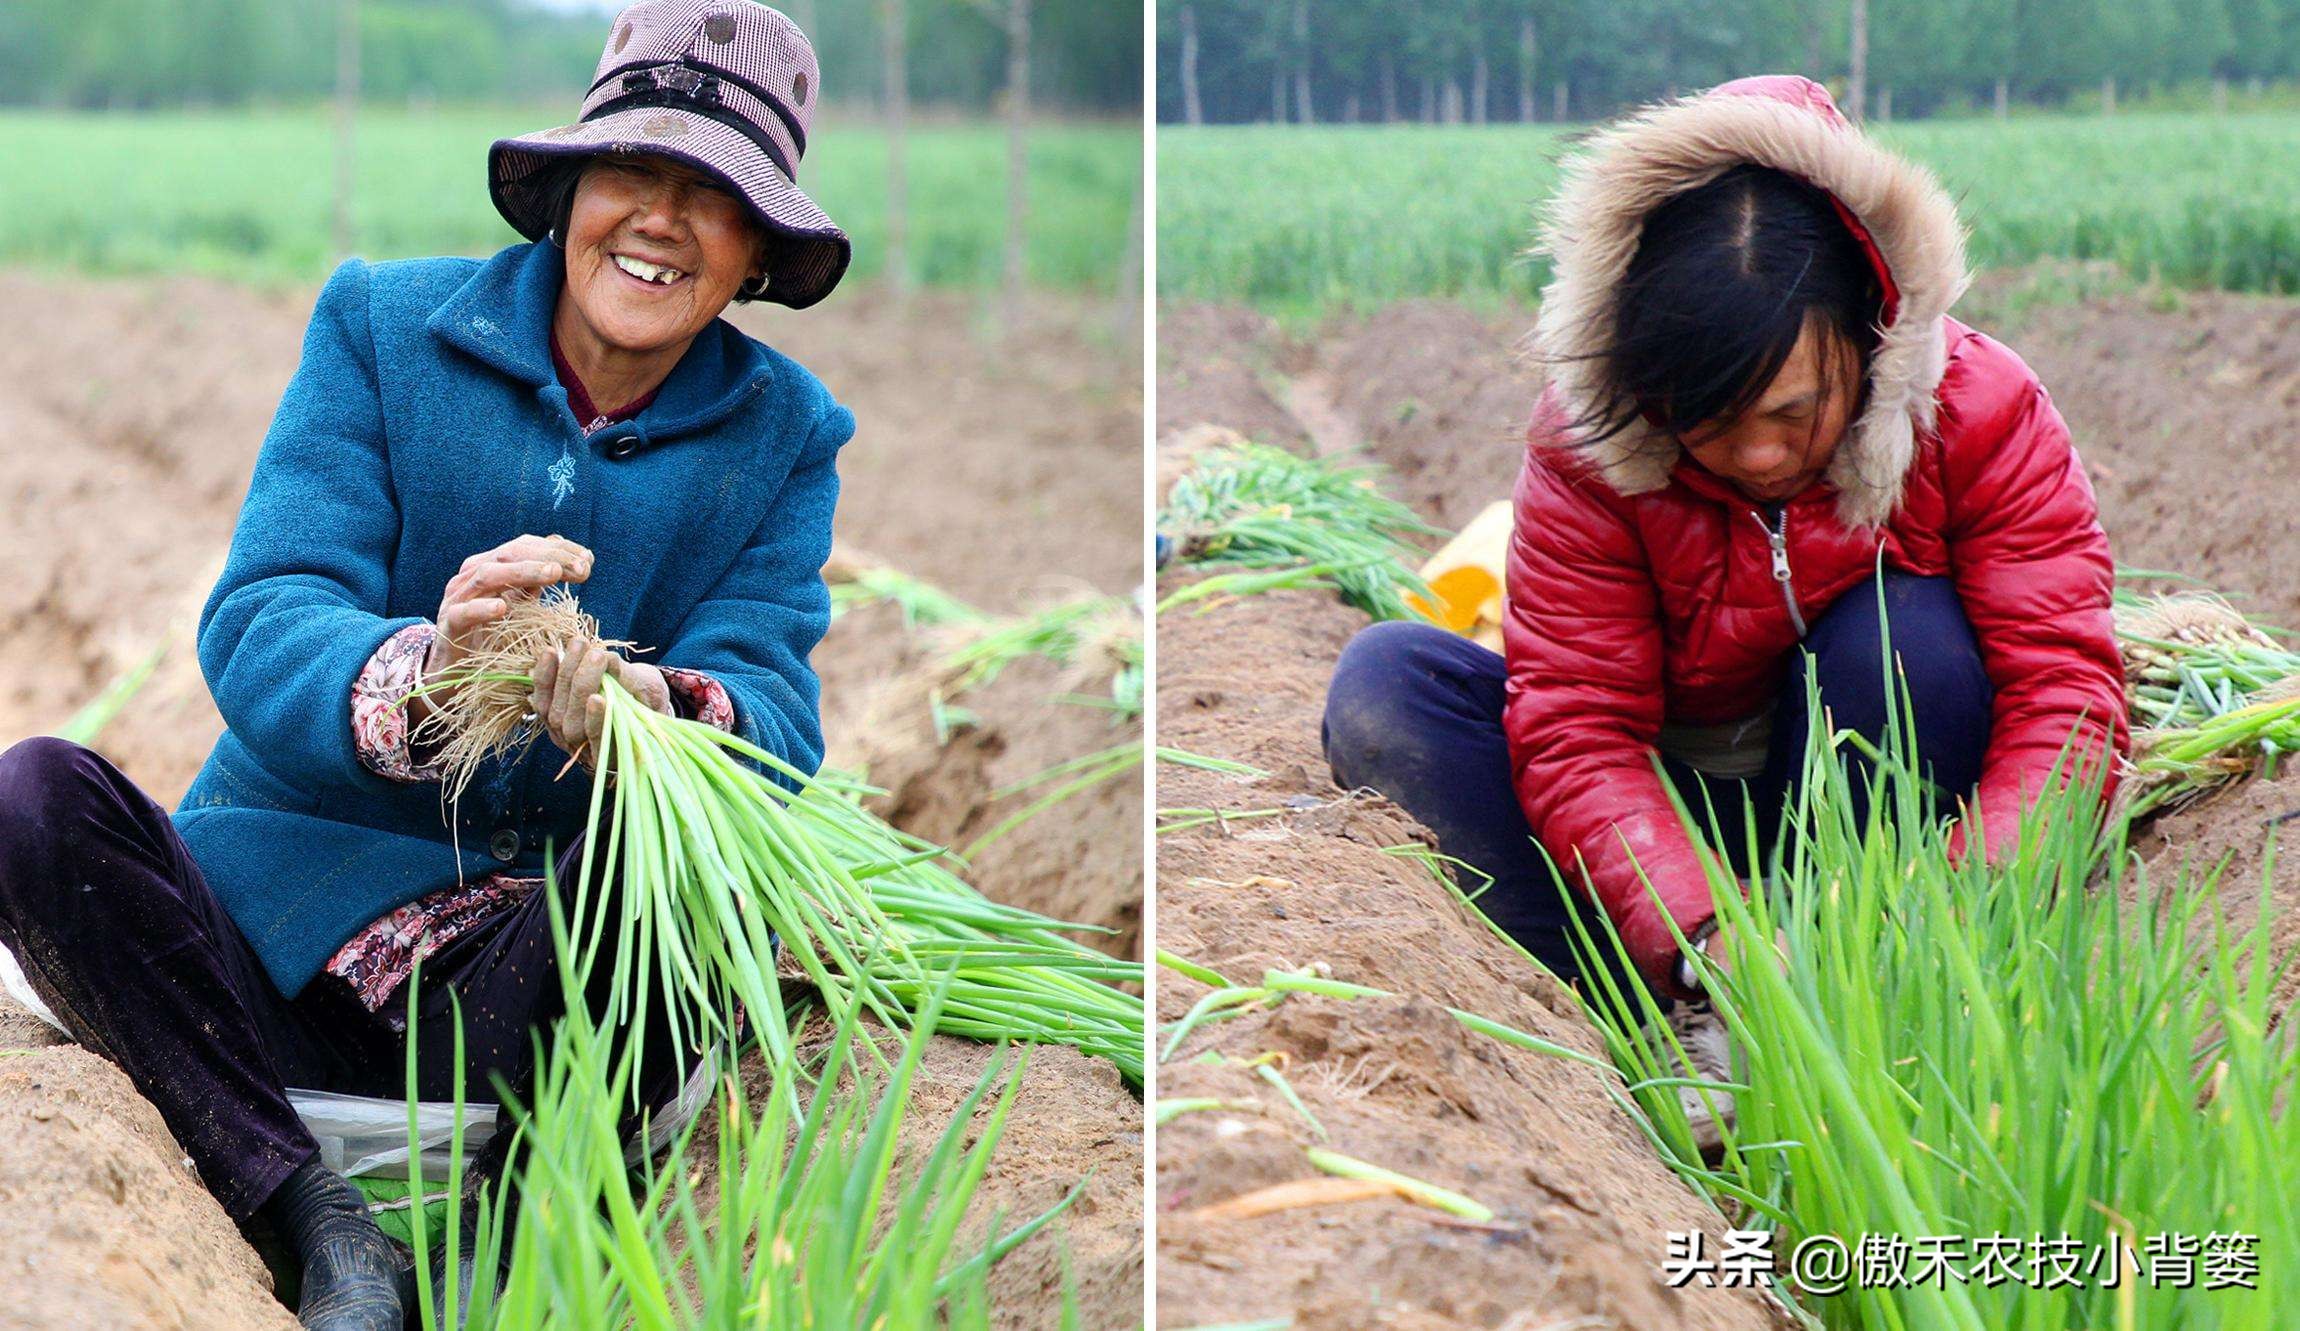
0, 3, 848, 1326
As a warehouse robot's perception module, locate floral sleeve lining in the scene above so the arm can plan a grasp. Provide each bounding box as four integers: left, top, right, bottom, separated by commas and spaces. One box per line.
661, 665, 737, 732
353, 622, 735, 786
352, 622, 448, 783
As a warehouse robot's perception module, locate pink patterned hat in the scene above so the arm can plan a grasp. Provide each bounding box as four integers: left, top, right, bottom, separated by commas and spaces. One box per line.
490, 0, 850, 308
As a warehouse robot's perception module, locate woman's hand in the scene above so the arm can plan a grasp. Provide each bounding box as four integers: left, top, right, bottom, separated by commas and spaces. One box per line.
530, 637, 673, 773
1697, 921, 1790, 989
412, 535, 594, 722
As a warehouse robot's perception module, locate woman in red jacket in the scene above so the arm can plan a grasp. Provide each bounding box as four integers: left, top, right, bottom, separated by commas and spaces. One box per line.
1322, 77, 2126, 1136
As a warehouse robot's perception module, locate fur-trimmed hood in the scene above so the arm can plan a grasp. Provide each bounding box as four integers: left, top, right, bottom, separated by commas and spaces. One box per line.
1531, 75, 1971, 528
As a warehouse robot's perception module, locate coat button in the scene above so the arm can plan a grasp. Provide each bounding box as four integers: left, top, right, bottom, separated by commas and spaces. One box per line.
603, 435, 641, 460
488, 828, 521, 863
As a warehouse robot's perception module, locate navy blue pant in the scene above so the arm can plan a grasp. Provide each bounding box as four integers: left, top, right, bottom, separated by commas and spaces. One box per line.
0, 737, 689, 1220
1322, 573, 1994, 991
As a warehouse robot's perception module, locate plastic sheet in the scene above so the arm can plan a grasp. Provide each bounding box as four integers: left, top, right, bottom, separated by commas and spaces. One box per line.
0, 940, 62, 1032
3, 940, 717, 1185
290, 1086, 500, 1180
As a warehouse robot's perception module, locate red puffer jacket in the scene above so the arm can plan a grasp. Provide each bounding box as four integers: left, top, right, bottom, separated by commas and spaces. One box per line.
1501, 76, 2128, 995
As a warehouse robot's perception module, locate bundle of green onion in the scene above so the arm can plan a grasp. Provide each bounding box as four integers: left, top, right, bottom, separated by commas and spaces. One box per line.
826, 563, 992, 630
417, 590, 1144, 1087
2114, 587, 2300, 817
939, 593, 1144, 724
1159, 440, 1443, 621
830, 560, 1144, 721
940, 594, 1133, 691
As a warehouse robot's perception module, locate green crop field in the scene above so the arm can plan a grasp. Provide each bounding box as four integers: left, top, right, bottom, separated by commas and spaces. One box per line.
1158, 113, 2300, 316
0, 108, 1137, 293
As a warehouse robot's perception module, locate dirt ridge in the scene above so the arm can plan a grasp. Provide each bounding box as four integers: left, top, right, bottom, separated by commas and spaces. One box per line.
1154, 582, 1783, 1330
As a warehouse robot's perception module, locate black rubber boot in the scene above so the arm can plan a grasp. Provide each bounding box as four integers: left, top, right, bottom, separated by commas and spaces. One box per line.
261, 1161, 407, 1330
417, 1197, 499, 1329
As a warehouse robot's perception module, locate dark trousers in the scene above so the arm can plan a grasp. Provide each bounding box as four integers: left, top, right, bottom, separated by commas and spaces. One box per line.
1321, 572, 1994, 991
0, 736, 686, 1220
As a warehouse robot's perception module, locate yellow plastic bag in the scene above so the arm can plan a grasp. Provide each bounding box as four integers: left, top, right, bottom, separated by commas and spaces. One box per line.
1406, 500, 1512, 651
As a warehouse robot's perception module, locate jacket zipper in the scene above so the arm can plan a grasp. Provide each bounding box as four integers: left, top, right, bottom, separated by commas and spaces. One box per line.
1753, 504, 1808, 638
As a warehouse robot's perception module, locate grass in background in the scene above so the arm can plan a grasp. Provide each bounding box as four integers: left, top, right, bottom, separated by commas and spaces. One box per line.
0, 107, 1136, 293
1158, 113, 2300, 317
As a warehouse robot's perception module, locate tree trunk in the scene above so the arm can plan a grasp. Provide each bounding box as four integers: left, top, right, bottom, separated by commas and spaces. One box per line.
1002, 0, 1029, 322
1444, 77, 1463, 124
1994, 75, 2009, 118
1179, 4, 1202, 125
333, 0, 358, 259
1518, 15, 1535, 120
1877, 84, 1892, 121
1271, 64, 1285, 123
1803, 0, 1824, 77
1470, 52, 1489, 124
1380, 54, 1398, 121
2213, 74, 2229, 114
1297, 0, 1315, 123
1343, 92, 1360, 122
2100, 74, 2115, 115
1553, 79, 1568, 122
1847, 0, 1867, 123
793, 0, 816, 33
881, 0, 908, 296
1420, 74, 1434, 123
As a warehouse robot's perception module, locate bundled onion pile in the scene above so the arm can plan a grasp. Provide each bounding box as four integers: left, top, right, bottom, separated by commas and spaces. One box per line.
2114, 588, 2300, 818
1158, 440, 1443, 622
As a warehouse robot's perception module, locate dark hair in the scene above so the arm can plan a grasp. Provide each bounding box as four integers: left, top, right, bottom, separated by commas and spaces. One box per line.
542, 155, 774, 302
541, 158, 586, 250
1568, 164, 1884, 446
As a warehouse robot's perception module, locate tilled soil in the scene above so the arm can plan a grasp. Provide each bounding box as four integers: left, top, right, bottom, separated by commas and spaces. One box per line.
2133, 769, 2300, 1021
868, 1038, 1142, 1331
816, 600, 1143, 960
1154, 586, 1783, 1331
0, 270, 1141, 1328
0, 1047, 299, 1331
1154, 281, 2300, 1329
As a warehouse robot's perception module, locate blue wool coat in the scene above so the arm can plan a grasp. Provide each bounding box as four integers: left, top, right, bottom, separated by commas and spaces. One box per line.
173, 241, 853, 997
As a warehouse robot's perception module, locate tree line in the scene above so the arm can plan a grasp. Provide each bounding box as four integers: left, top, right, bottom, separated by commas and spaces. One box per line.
1158, 0, 2300, 124
0, 0, 1138, 113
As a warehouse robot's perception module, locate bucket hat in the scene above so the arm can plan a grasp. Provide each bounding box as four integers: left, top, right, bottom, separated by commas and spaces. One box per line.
490, 0, 850, 309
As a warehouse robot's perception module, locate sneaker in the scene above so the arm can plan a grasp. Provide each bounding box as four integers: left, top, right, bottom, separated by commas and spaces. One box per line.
1666, 1000, 1736, 1154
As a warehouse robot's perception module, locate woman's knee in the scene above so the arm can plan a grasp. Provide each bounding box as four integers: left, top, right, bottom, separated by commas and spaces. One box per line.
0, 738, 163, 931
0, 734, 98, 787
1810, 575, 1982, 691
1322, 621, 1492, 783
1803, 574, 1992, 778
0, 737, 104, 842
